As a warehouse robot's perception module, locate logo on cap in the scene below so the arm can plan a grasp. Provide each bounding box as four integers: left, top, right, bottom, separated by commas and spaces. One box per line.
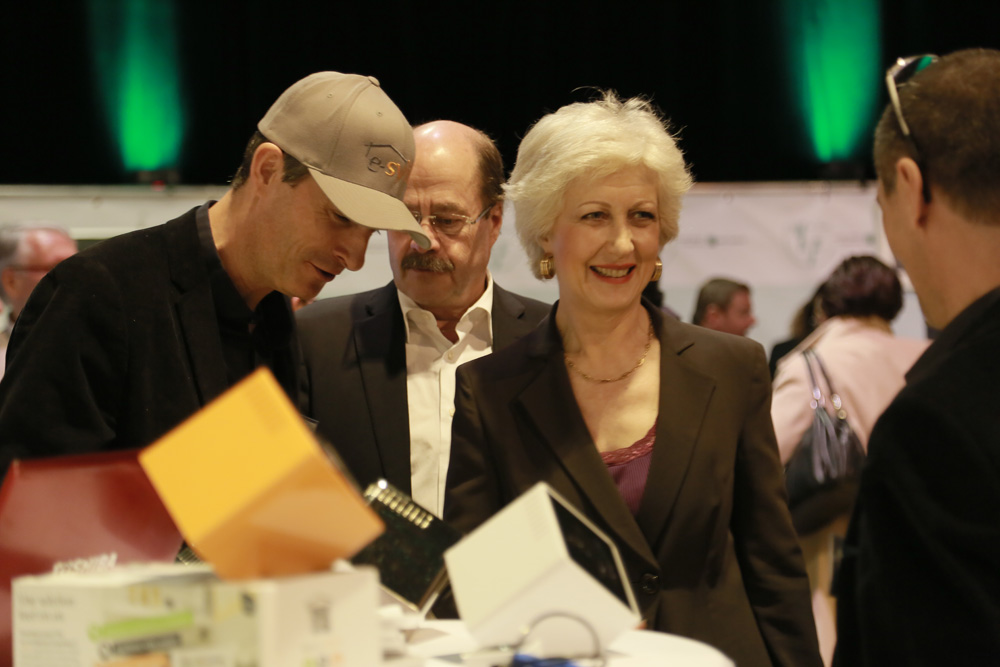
366, 143, 411, 181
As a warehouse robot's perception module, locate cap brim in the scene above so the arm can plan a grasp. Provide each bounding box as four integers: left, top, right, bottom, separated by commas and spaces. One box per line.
309, 169, 430, 250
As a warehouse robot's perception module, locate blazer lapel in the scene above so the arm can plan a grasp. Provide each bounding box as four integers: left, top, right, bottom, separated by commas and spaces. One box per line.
166, 212, 229, 405
515, 317, 658, 567
636, 312, 716, 548
354, 284, 412, 493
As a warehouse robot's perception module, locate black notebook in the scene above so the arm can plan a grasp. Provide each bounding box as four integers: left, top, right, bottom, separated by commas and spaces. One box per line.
351, 481, 462, 615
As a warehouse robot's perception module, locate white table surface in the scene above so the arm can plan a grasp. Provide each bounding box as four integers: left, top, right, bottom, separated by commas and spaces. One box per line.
391, 620, 734, 667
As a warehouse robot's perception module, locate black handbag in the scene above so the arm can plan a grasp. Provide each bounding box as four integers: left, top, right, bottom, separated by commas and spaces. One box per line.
784, 348, 866, 535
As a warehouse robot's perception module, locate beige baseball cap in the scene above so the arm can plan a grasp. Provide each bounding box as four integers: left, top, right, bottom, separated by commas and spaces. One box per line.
258, 72, 429, 249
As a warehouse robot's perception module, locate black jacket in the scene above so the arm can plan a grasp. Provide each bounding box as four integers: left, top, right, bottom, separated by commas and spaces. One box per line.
0, 205, 299, 477
834, 287, 1000, 666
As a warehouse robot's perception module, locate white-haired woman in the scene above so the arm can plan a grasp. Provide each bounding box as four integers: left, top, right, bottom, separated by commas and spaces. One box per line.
443, 94, 821, 667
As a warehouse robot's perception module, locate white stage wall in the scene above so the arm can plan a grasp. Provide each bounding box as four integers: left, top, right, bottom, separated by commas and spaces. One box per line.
0, 182, 927, 356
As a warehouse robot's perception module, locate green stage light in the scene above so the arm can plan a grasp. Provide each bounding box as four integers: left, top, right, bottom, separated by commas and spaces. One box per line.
88, 0, 183, 174
781, 0, 881, 163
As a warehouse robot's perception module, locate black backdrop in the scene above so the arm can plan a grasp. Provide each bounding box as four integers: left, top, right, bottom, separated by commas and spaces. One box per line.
2, 0, 998, 186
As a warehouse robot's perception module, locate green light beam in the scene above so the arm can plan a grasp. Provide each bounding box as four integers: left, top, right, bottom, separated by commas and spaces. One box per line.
781, 0, 881, 163
88, 0, 183, 173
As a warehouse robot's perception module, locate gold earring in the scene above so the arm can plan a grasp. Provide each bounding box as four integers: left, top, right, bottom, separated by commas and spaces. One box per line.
539, 255, 555, 280
650, 258, 662, 283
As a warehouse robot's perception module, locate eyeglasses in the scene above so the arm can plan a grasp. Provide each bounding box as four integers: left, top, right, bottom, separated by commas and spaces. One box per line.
409, 204, 494, 237
885, 54, 938, 202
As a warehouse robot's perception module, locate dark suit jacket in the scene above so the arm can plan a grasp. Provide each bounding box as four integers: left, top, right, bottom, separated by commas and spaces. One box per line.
296, 281, 549, 492
444, 303, 821, 667
834, 287, 1000, 666
0, 205, 299, 477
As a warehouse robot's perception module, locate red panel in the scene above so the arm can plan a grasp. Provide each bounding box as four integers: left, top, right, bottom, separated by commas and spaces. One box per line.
0, 449, 183, 666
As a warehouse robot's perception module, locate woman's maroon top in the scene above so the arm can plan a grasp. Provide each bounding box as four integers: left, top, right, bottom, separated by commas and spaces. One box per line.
600, 420, 656, 515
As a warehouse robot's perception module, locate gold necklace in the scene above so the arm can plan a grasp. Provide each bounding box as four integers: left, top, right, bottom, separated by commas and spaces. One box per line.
565, 320, 654, 384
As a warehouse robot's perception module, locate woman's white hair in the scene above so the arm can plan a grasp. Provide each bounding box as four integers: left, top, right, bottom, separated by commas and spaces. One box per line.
505, 92, 693, 278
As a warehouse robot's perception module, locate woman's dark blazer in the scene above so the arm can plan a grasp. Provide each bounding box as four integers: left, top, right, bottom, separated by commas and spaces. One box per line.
444, 303, 821, 667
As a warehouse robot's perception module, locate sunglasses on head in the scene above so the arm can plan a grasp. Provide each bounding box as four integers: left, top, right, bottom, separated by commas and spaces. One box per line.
885, 54, 939, 202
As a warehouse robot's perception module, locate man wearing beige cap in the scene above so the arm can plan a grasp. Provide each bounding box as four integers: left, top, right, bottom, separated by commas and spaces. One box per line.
0, 72, 427, 479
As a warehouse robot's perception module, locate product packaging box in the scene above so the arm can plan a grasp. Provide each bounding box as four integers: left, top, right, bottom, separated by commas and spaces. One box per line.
140, 368, 384, 579
0, 448, 183, 665
12, 563, 381, 666
444, 482, 640, 656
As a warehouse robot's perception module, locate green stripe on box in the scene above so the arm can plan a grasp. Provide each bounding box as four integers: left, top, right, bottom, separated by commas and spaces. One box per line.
87, 610, 195, 641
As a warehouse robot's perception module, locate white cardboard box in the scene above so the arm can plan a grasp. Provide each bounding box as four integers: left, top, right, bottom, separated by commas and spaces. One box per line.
12, 563, 380, 666
444, 482, 640, 656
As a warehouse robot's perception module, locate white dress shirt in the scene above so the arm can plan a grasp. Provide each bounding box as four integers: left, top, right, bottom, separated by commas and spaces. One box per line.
399, 274, 495, 518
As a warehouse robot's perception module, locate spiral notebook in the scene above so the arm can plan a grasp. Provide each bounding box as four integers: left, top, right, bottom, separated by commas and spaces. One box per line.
351, 481, 461, 615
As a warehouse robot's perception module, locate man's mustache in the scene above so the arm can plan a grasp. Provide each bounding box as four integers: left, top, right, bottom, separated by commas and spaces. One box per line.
400, 253, 454, 273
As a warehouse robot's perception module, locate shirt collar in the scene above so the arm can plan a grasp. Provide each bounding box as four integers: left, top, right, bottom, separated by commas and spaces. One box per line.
196, 201, 253, 323
397, 270, 495, 344
196, 201, 220, 271
197, 200, 294, 350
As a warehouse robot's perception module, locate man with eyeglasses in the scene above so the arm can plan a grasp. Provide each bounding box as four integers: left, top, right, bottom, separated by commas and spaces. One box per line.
0, 224, 77, 377
0, 72, 428, 481
297, 120, 549, 518
833, 48, 1000, 665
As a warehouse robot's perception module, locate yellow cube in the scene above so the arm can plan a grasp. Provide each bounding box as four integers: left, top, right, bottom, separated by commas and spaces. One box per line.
140, 369, 383, 579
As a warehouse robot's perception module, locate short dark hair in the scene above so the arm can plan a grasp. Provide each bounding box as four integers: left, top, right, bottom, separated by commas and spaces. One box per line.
819, 255, 903, 322
692, 278, 749, 325
874, 48, 1000, 225
230, 131, 310, 190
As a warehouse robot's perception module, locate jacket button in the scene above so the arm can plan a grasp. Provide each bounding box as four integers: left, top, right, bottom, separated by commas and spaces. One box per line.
639, 572, 660, 595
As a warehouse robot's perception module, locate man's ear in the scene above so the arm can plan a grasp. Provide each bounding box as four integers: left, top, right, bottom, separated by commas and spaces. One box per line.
894, 157, 929, 227
486, 203, 503, 247
249, 142, 285, 189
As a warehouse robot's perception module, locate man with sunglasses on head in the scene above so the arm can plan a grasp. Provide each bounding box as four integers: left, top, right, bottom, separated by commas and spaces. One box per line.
834, 48, 1000, 665
0, 72, 429, 480
297, 120, 548, 518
